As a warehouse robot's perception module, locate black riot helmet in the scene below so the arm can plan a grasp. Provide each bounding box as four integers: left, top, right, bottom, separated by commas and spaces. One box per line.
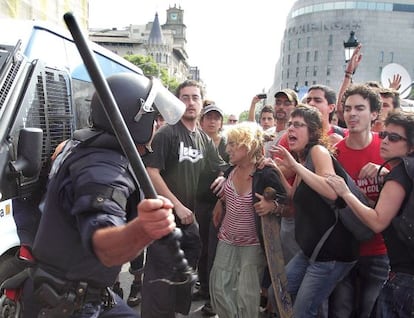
91, 73, 185, 144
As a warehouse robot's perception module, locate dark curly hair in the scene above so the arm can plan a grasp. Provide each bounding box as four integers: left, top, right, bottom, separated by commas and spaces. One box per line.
342, 84, 382, 114
384, 111, 414, 150
290, 104, 332, 160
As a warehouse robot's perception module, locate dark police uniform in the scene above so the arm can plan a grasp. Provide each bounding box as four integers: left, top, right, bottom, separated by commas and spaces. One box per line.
22, 130, 140, 318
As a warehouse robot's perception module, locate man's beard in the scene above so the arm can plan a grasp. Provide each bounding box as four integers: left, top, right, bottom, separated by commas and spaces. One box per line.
276, 112, 287, 120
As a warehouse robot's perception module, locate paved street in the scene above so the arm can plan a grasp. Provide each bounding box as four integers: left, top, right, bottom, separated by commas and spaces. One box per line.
118, 264, 269, 317
118, 264, 216, 317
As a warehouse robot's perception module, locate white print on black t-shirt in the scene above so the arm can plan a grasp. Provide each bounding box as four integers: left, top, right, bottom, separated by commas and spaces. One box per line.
178, 141, 204, 163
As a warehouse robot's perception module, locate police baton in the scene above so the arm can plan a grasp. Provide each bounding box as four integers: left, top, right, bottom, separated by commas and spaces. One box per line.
63, 12, 195, 285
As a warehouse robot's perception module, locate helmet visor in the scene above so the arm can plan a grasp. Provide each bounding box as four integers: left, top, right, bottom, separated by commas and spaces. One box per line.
142, 78, 185, 125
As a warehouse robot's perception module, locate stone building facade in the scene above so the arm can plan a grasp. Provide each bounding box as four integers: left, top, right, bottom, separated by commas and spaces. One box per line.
88, 5, 196, 82
270, 0, 414, 100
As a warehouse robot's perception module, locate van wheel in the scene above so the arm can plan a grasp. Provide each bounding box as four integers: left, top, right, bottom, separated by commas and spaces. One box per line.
0, 295, 21, 318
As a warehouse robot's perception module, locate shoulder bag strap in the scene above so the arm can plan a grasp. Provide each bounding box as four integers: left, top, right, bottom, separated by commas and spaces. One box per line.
304, 153, 339, 261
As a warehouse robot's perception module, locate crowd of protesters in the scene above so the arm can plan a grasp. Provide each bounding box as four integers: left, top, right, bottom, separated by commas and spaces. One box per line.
4, 40, 413, 318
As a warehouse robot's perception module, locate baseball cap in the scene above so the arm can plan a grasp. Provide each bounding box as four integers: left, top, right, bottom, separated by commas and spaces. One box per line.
201, 104, 224, 117
274, 89, 299, 105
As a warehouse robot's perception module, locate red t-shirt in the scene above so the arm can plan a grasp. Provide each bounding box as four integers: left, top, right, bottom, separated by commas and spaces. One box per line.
275, 132, 295, 185
335, 133, 387, 256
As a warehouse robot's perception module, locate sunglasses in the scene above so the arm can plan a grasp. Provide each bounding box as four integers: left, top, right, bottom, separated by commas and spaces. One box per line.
379, 131, 407, 142
275, 100, 293, 107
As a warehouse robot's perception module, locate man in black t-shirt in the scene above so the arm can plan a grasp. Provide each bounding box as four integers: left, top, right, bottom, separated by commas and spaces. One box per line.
142, 80, 227, 318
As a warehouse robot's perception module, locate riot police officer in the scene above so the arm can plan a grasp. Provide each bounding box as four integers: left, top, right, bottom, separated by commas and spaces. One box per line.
21, 73, 183, 318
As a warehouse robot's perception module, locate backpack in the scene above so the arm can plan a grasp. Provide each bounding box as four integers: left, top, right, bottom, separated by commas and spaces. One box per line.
306, 153, 375, 261
378, 156, 414, 248
330, 156, 375, 241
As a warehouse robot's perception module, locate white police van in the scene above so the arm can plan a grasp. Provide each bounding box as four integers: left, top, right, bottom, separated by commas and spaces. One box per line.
0, 18, 143, 287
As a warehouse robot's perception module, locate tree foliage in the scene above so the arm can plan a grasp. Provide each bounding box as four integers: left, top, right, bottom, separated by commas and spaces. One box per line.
238, 110, 249, 122
123, 54, 179, 92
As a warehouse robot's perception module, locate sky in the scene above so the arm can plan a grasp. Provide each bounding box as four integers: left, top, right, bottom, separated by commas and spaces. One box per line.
89, 0, 296, 116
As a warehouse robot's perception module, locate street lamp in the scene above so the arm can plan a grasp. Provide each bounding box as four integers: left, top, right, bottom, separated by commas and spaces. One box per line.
343, 31, 359, 63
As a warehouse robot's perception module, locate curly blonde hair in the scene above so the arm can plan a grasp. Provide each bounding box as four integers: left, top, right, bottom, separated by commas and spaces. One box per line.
225, 122, 264, 163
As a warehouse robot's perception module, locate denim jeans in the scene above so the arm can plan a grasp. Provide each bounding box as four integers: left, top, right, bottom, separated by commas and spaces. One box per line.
286, 250, 356, 318
328, 254, 390, 317
280, 216, 300, 264
376, 272, 414, 318
71, 294, 138, 318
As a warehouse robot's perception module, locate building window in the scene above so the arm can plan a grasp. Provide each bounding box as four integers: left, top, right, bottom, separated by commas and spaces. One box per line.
288, 54, 291, 65
297, 53, 300, 64
328, 34, 333, 46
298, 38, 301, 49
327, 66, 331, 76
305, 66, 309, 77
314, 50, 318, 62
328, 50, 333, 61
379, 51, 384, 63
307, 36, 311, 48
313, 66, 318, 77
390, 52, 394, 63
306, 51, 310, 62
287, 69, 290, 79
288, 40, 291, 50
296, 67, 299, 77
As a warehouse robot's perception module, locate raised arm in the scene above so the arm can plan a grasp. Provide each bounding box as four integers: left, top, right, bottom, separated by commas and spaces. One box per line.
248, 95, 262, 122
336, 44, 363, 123
388, 74, 402, 90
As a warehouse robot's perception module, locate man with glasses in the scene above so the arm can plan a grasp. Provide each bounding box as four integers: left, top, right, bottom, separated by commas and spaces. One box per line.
274, 89, 299, 140
267, 89, 300, 264
264, 89, 299, 155
227, 114, 238, 125
261, 89, 299, 316
328, 84, 389, 317
142, 80, 227, 318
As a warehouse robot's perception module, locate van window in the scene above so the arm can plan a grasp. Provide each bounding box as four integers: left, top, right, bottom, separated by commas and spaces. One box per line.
25, 28, 139, 82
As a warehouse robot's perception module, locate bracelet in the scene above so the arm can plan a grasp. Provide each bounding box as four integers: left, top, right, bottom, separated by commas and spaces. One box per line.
271, 200, 281, 215
345, 73, 352, 79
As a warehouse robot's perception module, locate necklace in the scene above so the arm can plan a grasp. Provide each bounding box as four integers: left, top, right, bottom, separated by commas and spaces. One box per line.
234, 165, 255, 180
